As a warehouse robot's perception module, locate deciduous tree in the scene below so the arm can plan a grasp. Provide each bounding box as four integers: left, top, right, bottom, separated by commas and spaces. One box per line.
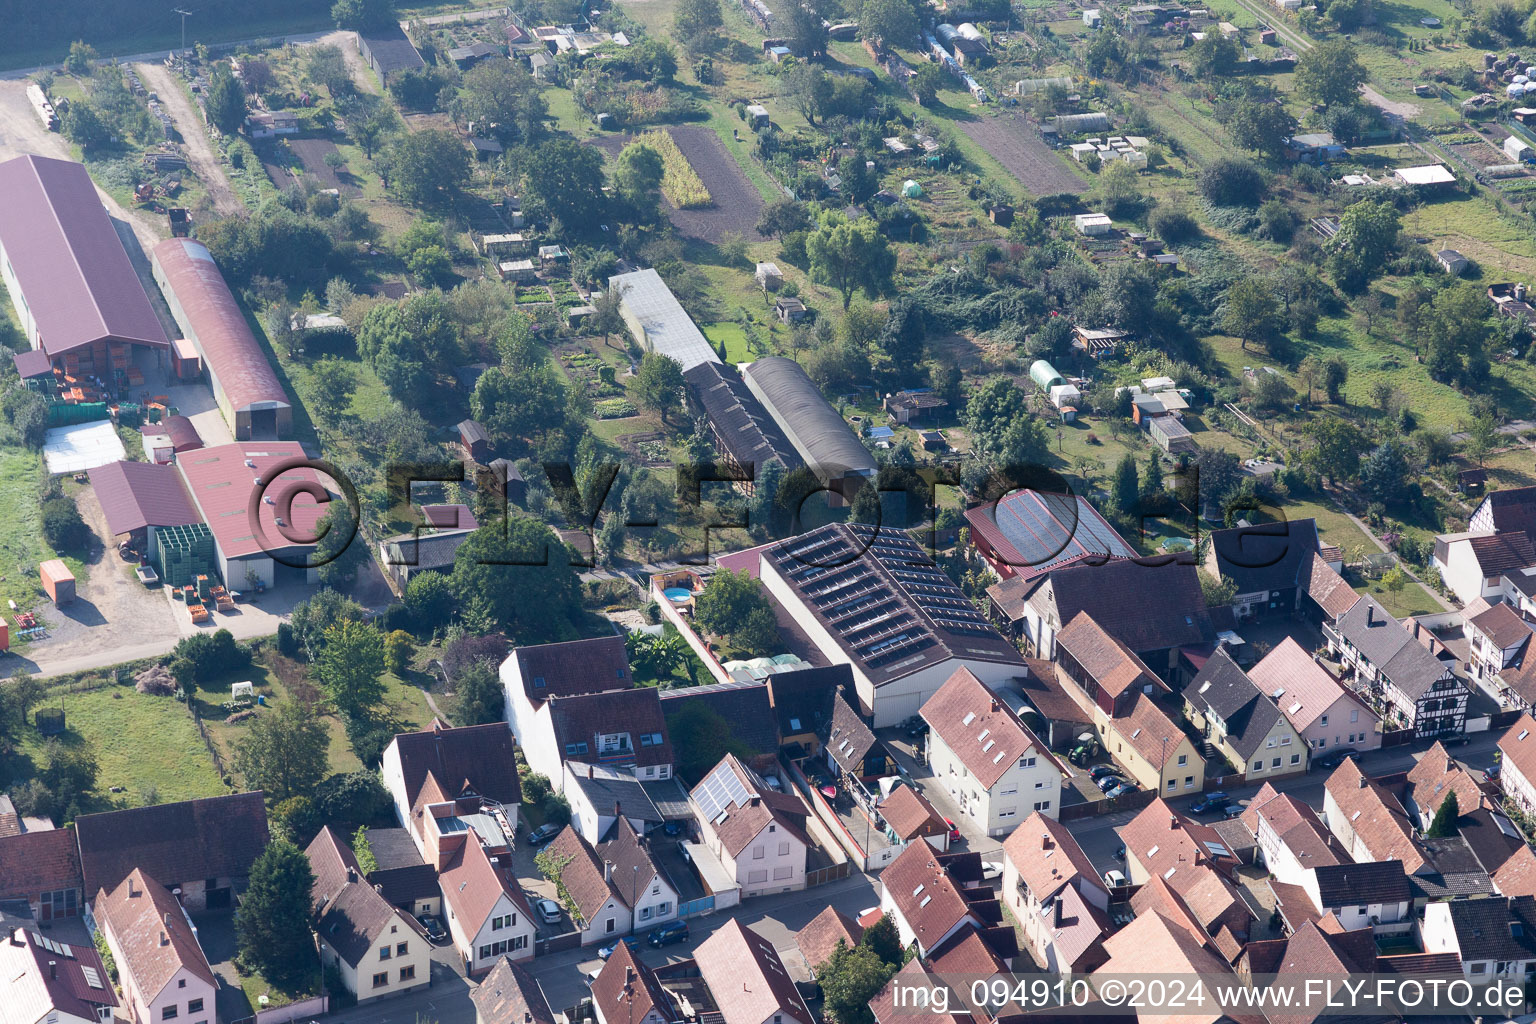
234, 699, 330, 803
807, 212, 896, 310
317, 620, 386, 717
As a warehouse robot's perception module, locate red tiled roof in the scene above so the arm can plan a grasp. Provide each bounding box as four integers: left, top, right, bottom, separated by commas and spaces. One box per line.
1495, 843, 1536, 898
921, 668, 1047, 789
0, 825, 81, 904
1018, 658, 1093, 724
175, 443, 328, 560
152, 238, 291, 416
96, 869, 215, 1000
75, 792, 269, 898
305, 826, 364, 911
390, 720, 521, 813
1056, 612, 1166, 700
1241, 784, 1348, 870
1269, 879, 1321, 932
1002, 811, 1102, 904
547, 827, 622, 923
879, 784, 947, 842
1469, 601, 1535, 651
1113, 691, 1186, 770
882, 842, 975, 950
696, 920, 814, 1024
470, 955, 555, 1024
1099, 912, 1261, 1024
0, 156, 169, 357
795, 906, 863, 971
1305, 555, 1360, 621
440, 834, 532, 930
589, 940, 673, 1024
88, 461, 201, 538
1117, 799, 1239, 887
1248, 637, 1369, 734
511, 635, 633, 704
1407, 741, 1485, 819
1323, 760, 1422, 872
927, 922, 1010, 975
0, 923, 116, 1024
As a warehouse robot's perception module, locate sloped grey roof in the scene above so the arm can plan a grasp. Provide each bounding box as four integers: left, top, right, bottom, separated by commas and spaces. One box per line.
741, 358, 875, 484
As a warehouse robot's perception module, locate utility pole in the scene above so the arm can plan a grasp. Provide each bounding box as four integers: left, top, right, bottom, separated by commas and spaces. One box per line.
173, 8, 195, 53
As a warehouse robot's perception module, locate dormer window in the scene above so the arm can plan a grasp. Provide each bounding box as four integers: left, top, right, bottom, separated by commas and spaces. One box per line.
534, 676, 546, 688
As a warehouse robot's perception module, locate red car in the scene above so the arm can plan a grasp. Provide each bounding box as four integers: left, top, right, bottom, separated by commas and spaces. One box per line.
944, 819, 961, 843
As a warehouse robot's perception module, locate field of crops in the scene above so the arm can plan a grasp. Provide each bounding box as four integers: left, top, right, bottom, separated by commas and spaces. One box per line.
641, 130, 712, 209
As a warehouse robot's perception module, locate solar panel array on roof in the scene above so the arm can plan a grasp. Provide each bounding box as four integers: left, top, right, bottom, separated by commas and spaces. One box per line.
989, 490, 1136, 573
694, 758, 752, 822
769, 524, 1006, 677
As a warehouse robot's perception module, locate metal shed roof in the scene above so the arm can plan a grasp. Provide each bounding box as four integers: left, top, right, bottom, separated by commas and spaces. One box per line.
88, 460, 201, 537
176, 442, 327, 560
740, 357, 874, 483
608, 268, 721, 372
152, 239, 290, 417
0, 156, 169, 357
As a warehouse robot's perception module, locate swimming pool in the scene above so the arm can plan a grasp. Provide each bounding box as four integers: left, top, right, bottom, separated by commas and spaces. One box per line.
663, 587, 692, 602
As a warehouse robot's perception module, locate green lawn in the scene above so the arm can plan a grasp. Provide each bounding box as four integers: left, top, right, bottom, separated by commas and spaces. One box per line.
701, 322, 754, 362
22, 682, 227, 809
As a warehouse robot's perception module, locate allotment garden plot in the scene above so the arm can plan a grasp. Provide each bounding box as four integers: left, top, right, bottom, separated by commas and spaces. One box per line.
958, 111, 1086, 196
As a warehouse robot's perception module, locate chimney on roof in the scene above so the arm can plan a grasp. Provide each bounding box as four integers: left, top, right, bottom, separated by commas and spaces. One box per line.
374, 884, 384, 895
589, 764, 595, 780
1359, 775, 1368, 789
991, 698, 1000, 713
1367, 605, 1376, 626
49, 960, 57, 980
1447, 756, 1455, 773
346, 867, 358, 883
614, 801, 622, 819
164, 913, 172, 929
1041, 831, 1052, 849
9, 929, 22, 947
159, 932, 168, 947
605, 860, 614, 883
1170, 815, 1178, 829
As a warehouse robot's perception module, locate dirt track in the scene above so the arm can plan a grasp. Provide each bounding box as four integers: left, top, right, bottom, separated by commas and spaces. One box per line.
135, 62, 243, 217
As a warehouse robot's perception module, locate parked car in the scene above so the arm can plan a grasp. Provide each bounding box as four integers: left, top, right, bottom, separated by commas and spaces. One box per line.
598, 936, 640, 960
1223, 805, 1245, 819
526, 823, 563, 846
1190, 793, 1230, 814
903, 716, 929, 738
417, 914, 447, 944
1096, 775, 1123, 793
535, 899, 562, 925
944, 818, 961, 843
1484, 764, 1502, 782
981, 861, 1004, 881
1088, 764, 1119, 780
1103, 869, 1127, 888
1114, 843, 1125, 860
1315, 748, 1358, 770
1106, 783, 1136, 799
647, 921, 689, 948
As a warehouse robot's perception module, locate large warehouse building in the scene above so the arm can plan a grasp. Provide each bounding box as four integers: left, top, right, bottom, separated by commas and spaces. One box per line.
176, 442, 327, 588
740, 357, 875, 502
0, 155, 169, 375
152, 238, 292, 440
608, 268, 721, 372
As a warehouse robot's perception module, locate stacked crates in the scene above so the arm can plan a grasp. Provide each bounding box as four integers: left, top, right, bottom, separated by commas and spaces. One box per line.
156, 522, 215, 587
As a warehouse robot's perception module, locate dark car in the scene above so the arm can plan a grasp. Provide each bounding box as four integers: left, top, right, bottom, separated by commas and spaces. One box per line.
598, 936, 640, 960
1114, 843, 1125, 860
526, 822, 563, 846
1315, 748, 1358, 770
1484, 764, 1502, 782
1096, 775, 1123, 793
1106, 783, 1137, 799
417, 914, 448, 944
1223, 804, 1245, 819
1088, 764, 1119, 780
903, 716, 929, 738
647, 921, 689, 948
1190, 793, 1229, 814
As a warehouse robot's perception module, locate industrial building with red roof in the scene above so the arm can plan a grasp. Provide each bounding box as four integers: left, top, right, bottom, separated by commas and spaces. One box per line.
175, 442, 330, 588
0, 155, 169, 373
151, 238, 292, 440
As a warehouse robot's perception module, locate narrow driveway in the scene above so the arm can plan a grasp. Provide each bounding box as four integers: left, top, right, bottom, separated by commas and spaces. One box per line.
135, 62, 243, 216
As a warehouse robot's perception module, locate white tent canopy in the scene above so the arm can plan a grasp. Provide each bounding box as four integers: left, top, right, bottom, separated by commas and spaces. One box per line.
43, 420, 126, 474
